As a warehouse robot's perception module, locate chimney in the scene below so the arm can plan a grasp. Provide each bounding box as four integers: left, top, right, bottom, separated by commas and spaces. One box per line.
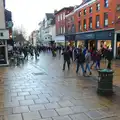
54, 10, 57, 14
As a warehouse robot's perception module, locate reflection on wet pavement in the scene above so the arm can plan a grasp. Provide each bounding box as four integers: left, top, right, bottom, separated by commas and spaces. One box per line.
1, 53, 120, 120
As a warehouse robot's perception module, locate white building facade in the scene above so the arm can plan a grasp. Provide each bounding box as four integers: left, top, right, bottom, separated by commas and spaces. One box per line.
0, 0, 9, 66
38, 13, 56, 46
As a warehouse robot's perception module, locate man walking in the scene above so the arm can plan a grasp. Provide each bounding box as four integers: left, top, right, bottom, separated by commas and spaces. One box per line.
85, 50, 92, 75
75, 49, 85, 76
62, 46, 70, 71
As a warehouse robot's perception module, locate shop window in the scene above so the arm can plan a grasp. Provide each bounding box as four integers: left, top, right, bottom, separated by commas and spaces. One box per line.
83, 19, 86, 30
104, 13, 108, 27
63, 26, 65, 33
96, 3, 100, 11
78, 21, 81, 31
96, 15, 100, 28
89, 17, 92, 29
84, 9, 86, 15
78, 11, 81, 17
89, 7, 92, 13
104, 0, 108, 8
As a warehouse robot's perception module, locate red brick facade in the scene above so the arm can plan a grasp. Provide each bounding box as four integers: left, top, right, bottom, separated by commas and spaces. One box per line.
55, 7, 74, 35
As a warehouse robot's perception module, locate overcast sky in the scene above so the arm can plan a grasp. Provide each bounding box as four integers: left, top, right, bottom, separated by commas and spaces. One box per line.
5, 0, 82, 36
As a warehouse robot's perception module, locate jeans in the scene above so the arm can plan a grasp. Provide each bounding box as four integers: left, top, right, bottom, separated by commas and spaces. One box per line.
76, 63, 85, 73
95, 60, 100, 69
85, 63, 91, 72
91, 60, 96, 68
63, 60, 70, 70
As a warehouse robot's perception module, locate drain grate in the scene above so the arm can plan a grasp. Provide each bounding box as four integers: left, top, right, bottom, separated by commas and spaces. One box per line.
33, 72, 47, 76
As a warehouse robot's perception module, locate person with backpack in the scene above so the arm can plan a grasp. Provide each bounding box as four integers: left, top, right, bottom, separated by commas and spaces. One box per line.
62, 46, 70, 71
85, 50, 92, 75
75, 49, 85, 76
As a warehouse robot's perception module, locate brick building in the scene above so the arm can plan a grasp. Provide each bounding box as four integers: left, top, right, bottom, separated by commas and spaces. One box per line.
65, 0, 120, 58
55, 7, 74, 45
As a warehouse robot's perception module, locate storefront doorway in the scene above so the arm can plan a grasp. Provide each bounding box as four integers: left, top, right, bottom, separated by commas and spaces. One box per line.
88, 40, 96, 50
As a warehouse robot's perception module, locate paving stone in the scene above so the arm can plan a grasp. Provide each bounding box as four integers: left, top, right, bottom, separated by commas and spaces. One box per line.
13, 106, 29, 113
45, 102, 60, 109
101, 117, 120, 120
40, 109, 58, 118
58, 100, 74, 107
85, 110, 105, 119
38, 94, 51, 98
55, 107, 73, 116
70, 113, 91, 120
53, 115, 71, 120
70, 99, 83, 106
33, 118, 52, 120
30, 91, 41, 95
4, 101, 19, 108
6, 114, 22, 120
12, 96, 25, 101
47, 97, 61, 102
4, 108, 13, 115
22, 88, 33, 92
29, 104, 45, 111
34, 98, 49, 104
70, 106, 88, 113
23, 111, 41, 120
25, 95, 38, 100
18, 92, 30, 96
20, 100, 34, 106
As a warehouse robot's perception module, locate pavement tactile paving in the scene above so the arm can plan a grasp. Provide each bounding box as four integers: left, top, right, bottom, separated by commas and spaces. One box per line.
3, 54, 120, 120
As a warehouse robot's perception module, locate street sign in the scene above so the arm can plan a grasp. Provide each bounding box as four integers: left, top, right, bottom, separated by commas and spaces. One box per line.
6, 21, 13, 28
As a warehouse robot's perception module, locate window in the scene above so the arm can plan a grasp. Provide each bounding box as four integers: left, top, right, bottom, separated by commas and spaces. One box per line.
96, 15, 100, 28
78, 21, 81, 31
63, 26, 65, 33
61, 14, 62, 20
84, 9, 86, 15
104, 0, 108, 7
89, 7, 92, 13
61, 27, 62, 34
104, 13, 108, 27
63, 12, 65, 19
58, 15, 59, 21
89, 17, 92, 29
83, 19, 86, 30
78, 11, 81, 17
96, 3, 100, 11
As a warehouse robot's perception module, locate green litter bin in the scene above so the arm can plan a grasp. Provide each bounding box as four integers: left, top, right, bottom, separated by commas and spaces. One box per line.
97, 69, 114, 96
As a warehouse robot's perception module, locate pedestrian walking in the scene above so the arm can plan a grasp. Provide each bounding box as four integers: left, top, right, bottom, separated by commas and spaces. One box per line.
62, 46, 70, 71
90, 50, 96, 69
75, 49, 85, 76
85, 50, 92, 75
106, 49, 113, 69
95, 50, 101, 70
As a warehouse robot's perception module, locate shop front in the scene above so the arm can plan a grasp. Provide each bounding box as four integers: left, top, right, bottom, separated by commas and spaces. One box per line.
0, 29, 9, 66
65, 34, 76, 47
75, 32, 96, 50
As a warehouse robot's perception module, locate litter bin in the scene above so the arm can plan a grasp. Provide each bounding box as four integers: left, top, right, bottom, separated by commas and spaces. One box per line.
97, 69, 114, 96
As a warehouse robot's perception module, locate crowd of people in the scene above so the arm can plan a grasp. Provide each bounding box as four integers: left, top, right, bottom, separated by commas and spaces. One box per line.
61, 45, 113, 76
8, 44, 113, 76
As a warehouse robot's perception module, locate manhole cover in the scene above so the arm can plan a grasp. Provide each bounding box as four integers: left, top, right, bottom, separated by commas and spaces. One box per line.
33, 72, 47, 75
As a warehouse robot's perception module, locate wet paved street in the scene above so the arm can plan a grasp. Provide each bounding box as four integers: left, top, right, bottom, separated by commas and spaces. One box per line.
2, 53, 120, 120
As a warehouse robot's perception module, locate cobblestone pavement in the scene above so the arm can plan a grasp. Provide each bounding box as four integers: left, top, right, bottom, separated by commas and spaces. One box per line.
2, 53, 120, 120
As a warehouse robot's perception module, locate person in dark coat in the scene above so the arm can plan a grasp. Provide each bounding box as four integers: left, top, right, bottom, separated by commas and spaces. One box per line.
62, 46, 70, 71
106, 49, 113, 69
75, 49, 85, 76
